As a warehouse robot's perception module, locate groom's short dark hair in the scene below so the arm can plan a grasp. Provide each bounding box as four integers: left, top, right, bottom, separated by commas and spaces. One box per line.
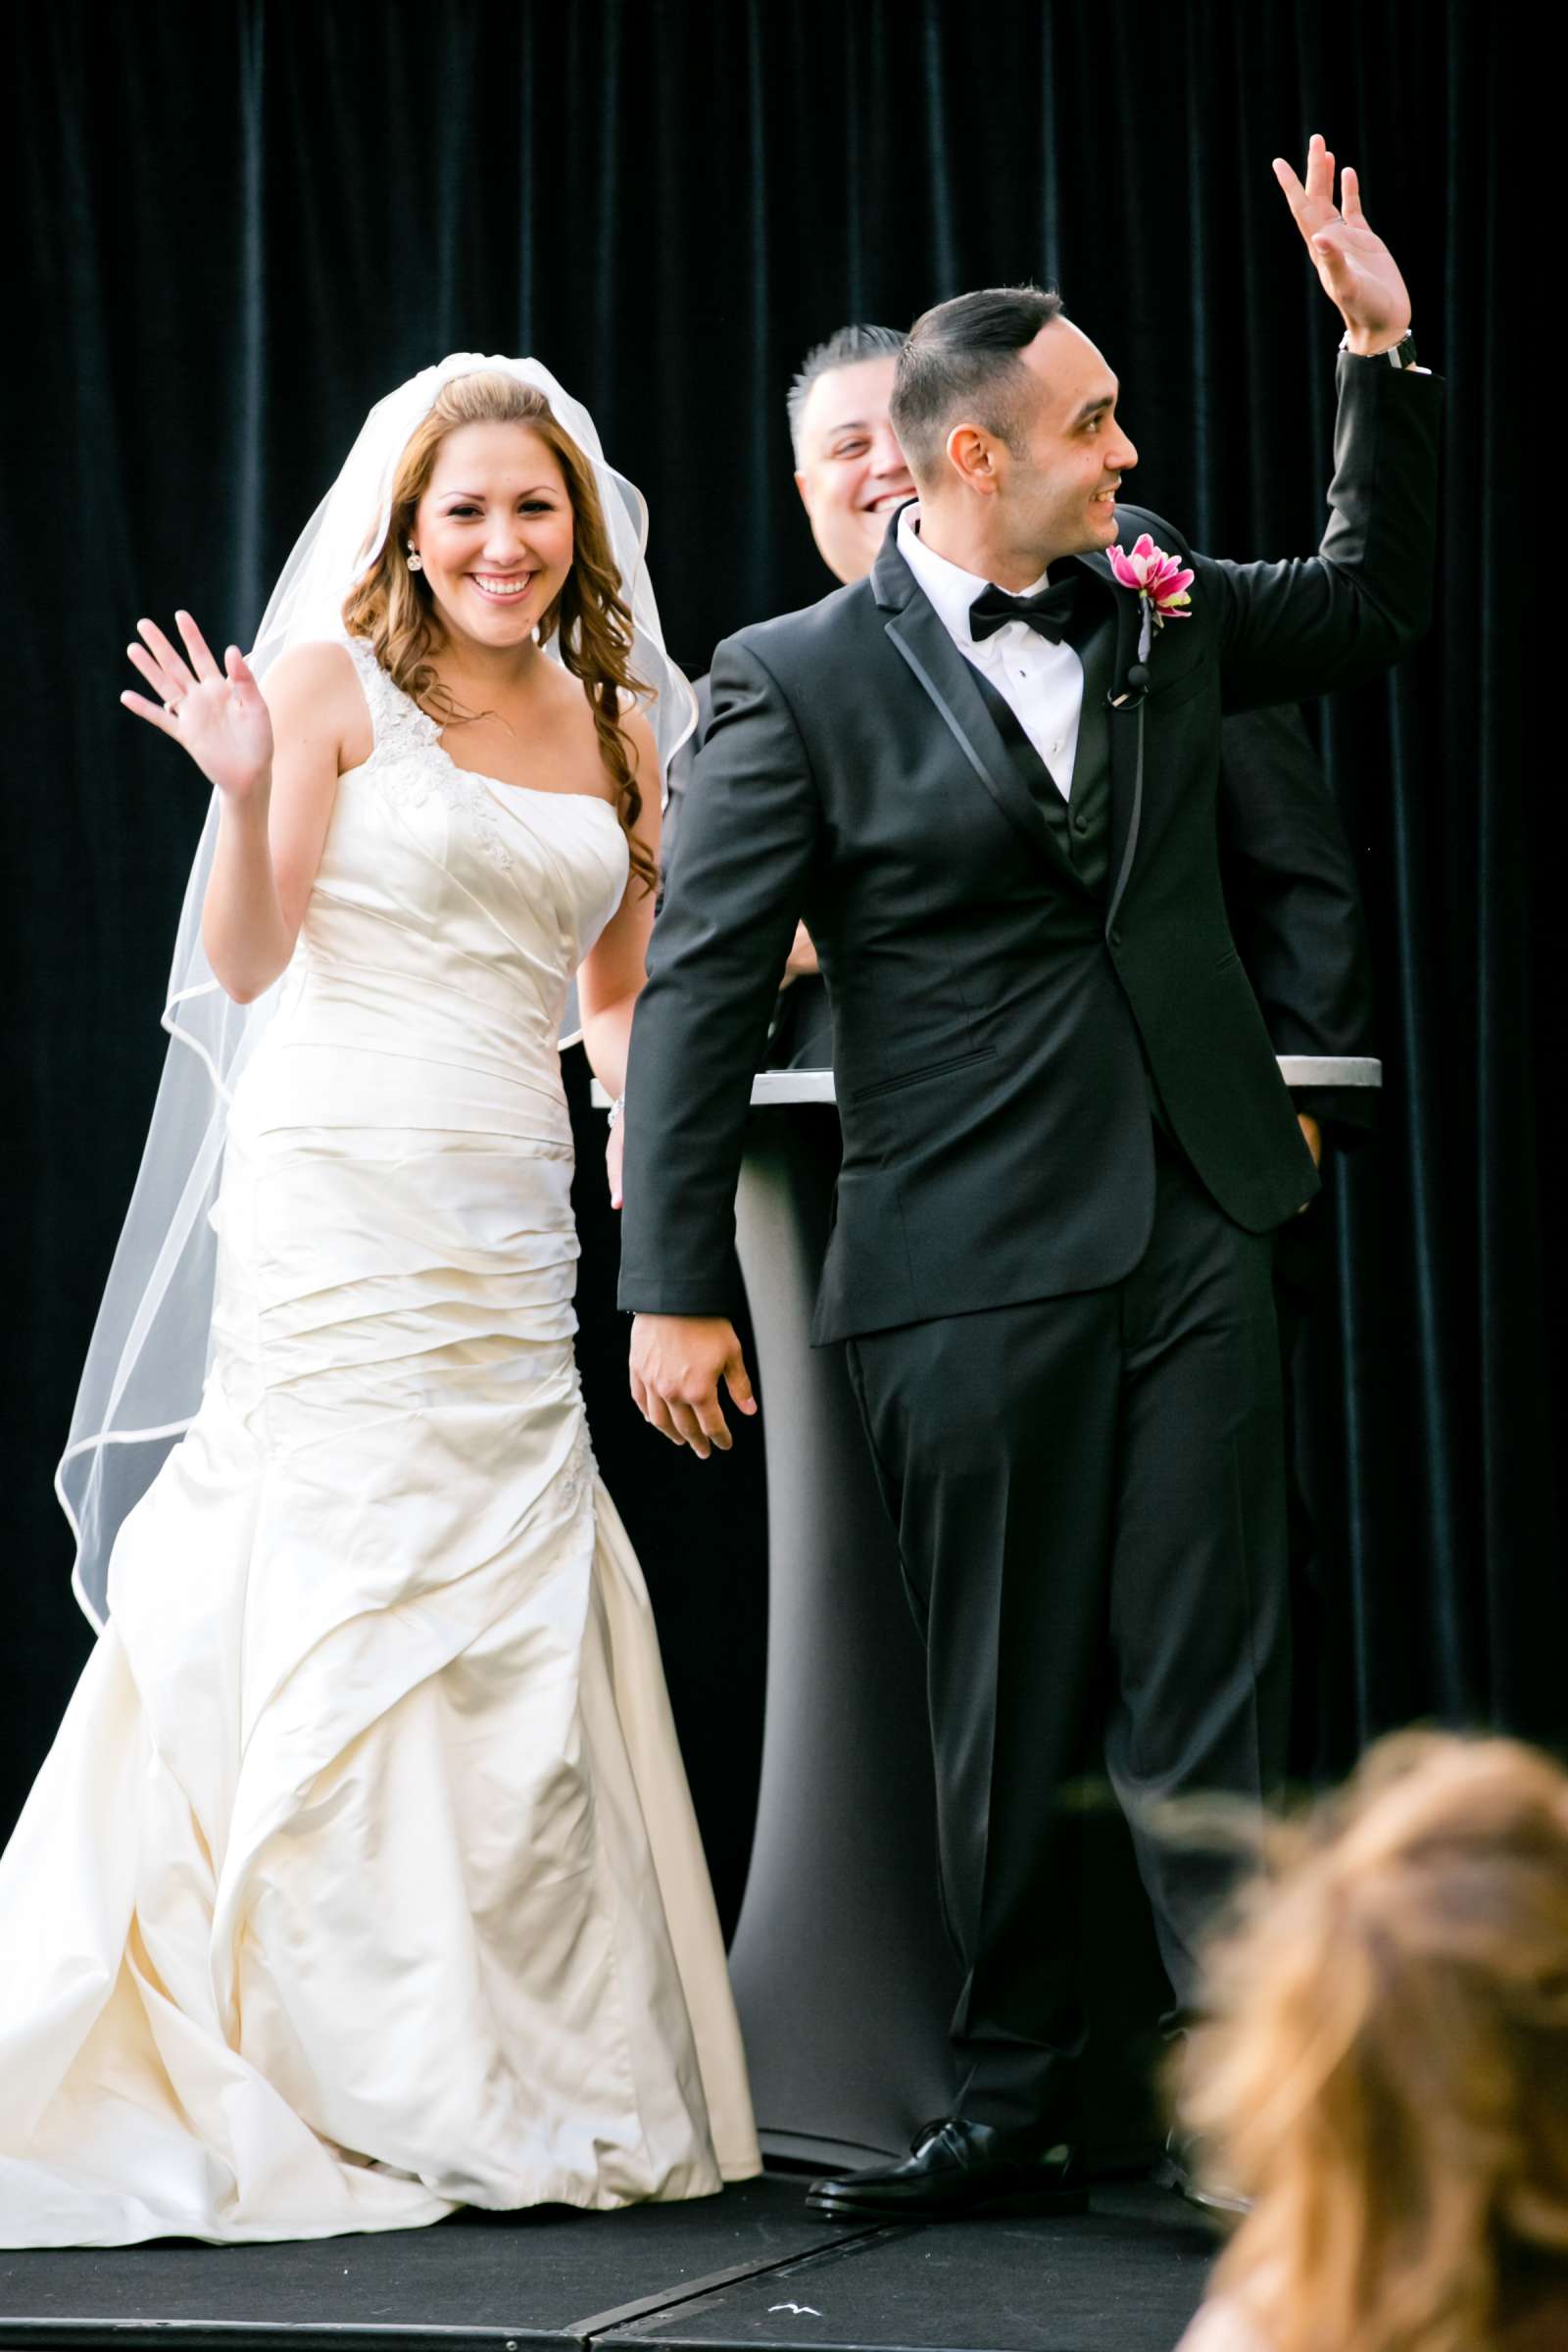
891, 284, 1065, 478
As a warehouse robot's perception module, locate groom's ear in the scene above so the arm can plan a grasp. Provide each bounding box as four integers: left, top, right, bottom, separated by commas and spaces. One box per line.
946, 423, 1002, 498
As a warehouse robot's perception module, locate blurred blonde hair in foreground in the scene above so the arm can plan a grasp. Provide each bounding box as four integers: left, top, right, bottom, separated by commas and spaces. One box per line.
1177, 1733, 1568, 2352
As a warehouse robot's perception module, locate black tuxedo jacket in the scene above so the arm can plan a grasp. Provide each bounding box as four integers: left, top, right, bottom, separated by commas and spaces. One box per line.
1217, 703, 1376, 1140
662, 674, 836, 1069
621, 355, 1441, 1344
664, 684, 1375, 1104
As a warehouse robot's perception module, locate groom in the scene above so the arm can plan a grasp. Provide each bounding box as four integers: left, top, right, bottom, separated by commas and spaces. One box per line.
620, 140, 1441, 2218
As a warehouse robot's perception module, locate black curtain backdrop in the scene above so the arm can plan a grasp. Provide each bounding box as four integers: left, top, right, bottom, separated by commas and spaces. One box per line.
4, 0, 1551, 1852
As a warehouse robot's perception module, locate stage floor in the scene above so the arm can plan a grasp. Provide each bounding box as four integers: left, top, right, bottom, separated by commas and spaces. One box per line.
0, 2174, 1213, 2352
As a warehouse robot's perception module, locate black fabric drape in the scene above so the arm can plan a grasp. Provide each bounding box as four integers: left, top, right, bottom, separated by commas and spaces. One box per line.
3, 0, 1550, 1847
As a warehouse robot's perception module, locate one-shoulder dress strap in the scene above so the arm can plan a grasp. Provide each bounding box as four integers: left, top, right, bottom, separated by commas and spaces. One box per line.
341, 633, 438, 766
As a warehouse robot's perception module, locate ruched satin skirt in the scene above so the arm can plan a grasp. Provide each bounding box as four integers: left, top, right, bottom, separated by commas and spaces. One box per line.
0, 1037, 759, 2245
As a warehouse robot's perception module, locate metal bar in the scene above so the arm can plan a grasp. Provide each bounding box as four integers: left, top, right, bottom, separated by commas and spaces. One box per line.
592, 1055, 1383, 1111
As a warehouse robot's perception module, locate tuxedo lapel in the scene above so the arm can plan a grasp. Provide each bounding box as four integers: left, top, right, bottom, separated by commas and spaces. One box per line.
1074, 550, 1146, 937
873, 524, 1081, 889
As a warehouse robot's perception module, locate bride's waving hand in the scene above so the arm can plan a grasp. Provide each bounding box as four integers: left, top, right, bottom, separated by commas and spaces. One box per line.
122, 611, 273, 798
122, 612, 347, 1004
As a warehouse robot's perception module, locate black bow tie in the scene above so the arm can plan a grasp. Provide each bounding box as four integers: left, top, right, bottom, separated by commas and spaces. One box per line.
969, 577, 1079, 646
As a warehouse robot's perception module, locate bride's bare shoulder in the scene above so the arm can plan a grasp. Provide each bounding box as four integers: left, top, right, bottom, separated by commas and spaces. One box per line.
261, 639, 363, 702
260, 640, 373, 772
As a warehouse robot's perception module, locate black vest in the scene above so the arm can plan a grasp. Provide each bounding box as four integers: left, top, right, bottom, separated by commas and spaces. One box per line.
968, 610, 1115, 900
969, 616, 1175, 1135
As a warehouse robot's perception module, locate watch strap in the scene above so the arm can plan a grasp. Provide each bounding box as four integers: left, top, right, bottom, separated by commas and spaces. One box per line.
1341, 326, 1418, 369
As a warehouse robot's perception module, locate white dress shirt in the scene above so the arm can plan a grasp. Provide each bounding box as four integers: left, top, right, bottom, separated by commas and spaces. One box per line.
897, 505, 1085, 802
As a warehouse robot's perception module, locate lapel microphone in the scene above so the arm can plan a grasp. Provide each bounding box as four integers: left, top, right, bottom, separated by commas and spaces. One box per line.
1107, 663, 1150, 710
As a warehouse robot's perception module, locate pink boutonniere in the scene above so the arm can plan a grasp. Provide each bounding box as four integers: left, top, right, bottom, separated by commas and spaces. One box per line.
1108, 533, 1195, 662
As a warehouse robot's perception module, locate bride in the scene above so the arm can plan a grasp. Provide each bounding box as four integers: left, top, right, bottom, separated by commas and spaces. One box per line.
0, 358, 760, 2246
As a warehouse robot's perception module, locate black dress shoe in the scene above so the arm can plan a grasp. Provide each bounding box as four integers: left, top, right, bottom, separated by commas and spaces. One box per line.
805, 2118, 1088, 2221
1152, 2128, 1251, 2219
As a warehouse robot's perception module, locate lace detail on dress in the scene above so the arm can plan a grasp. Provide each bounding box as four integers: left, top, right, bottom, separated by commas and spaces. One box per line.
559, 1421, 598, 1524
343, 634, 514, 872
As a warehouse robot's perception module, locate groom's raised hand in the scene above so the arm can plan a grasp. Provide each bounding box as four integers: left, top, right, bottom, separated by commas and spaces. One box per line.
1273, 132, 1412, 356
630, 1314, 758, 1459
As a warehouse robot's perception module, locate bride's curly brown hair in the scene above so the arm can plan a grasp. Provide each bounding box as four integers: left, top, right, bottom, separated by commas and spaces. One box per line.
341, 371, 657, 895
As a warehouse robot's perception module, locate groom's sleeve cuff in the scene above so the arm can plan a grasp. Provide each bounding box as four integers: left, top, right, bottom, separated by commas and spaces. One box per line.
617, 1272, 747, 1320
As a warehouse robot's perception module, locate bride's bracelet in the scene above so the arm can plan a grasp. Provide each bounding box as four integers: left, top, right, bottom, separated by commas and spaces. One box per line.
607, 1095, 625, 1131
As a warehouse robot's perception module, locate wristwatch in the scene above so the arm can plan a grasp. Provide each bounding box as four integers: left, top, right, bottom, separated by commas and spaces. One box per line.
1341, 326, 1418, 369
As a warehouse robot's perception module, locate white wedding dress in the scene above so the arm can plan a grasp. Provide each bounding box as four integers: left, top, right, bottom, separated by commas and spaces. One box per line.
0, 639, 760, 2247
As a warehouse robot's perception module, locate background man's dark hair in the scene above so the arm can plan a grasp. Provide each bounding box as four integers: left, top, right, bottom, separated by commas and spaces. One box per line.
787, 323, 908, 464
890, 284, 1065, 478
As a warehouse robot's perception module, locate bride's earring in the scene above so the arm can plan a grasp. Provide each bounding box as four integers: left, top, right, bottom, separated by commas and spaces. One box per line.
406, 546, 423, 573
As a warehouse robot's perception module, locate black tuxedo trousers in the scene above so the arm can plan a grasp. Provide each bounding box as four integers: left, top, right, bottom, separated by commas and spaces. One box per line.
845, 1128, 1288, 2130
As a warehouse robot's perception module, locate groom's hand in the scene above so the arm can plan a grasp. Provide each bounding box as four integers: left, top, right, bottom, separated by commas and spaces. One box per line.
629, 1314, 758, 1459
1272, 132, 1412, 356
